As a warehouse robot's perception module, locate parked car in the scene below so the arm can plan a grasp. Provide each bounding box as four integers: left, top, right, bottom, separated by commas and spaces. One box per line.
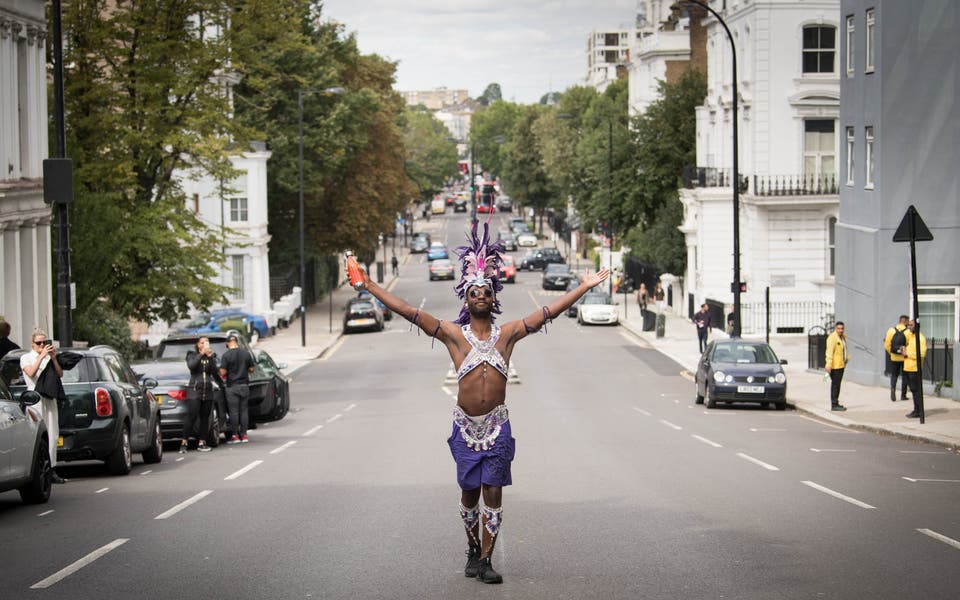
343, 298, 385, 333
411, 236, 430, 253
0, 381, 51, 504
516, 231, 538, 247
131, 358, 224, 446
694, 340, 788, 410
453, 197, 468, 213
2, 347, 163, 476
509, 218, 529, 234
542, 263, 574, 290
429, 258, 456, 280
357, 290, 392, 320
496, 196, 513, 212
520, 247, 564, 271
497, 230, 518, 251
576, 293, 619, 326
177, 309, 270, 340
499, 255, 517, 283
427, 242, 449, 261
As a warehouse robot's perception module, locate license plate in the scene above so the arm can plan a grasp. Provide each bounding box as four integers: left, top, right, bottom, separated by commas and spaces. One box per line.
57, 436, 64, 447
737, 385, 765, 394
156, 394, 164, 404
349, 318, 375, 326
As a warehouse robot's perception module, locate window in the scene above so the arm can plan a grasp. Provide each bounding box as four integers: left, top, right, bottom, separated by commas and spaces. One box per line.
865, 9, 875, 72
865, 126, 874, 189
803, 120, 836, 177
845, 126, 855, 185
845, 16, 855, 76
827, 217, 837, 277
229, 197, 248, 222
802, 25, 836, 74
231, 255, 245, 300
917, 287, 959, 341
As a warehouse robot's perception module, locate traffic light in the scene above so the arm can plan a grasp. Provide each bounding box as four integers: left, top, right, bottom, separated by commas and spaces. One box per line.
730, 281, 747, 293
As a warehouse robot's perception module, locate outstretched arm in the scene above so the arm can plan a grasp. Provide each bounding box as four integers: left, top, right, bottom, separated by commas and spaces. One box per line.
360, 267, 452, 343
505, 268, 610, 343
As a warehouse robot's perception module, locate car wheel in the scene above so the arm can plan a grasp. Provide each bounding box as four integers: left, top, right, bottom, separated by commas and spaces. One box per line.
207, 406, 222, 446
107, 424, 133, 475
695, 379, 704, 404
762, 402, 770, 410
142, 419, 163, 464
775, 401, 786, 411
18, 443, 52, 504
272, 389, 290, 421
705, 395, 717, 409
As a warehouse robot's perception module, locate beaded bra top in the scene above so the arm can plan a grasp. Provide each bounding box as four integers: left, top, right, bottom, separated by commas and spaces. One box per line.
457, 324, 508, 381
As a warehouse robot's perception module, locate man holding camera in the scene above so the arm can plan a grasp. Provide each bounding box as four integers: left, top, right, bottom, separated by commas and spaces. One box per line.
20, 330, 67, 483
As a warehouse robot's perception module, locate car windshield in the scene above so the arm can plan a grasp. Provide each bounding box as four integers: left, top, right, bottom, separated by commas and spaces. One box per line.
523, 250, 536, 259
184, 314, 211, 328
545, 264, 569, 274
351, 302, 375, 312
582, 294, 612, 305
158, 339, 229, 359
711, 343, 779, 364
502, 256, 514, 266
432, 259, 452, 267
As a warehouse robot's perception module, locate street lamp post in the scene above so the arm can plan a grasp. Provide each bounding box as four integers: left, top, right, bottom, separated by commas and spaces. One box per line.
675, 0, 741, 337
298, 87, 344, 347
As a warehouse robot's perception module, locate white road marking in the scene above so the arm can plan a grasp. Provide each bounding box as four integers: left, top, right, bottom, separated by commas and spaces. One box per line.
94, 487, 109, 494
441, 386, 454, 396
140, 470, 152, 475
527, 290, 541, 309
632, 407, 651, 417
692, 434, 722, 448
902, 477, 960, 483
302, 424, 324, 437
344, 403, 357, 412
900, 450, 948, 454
326, 413, 342, 423
224, 460, 263, 481
176, 457, 185, 462
917, 528, 960, 551
810, 448, 856, 453
660, 419, 682, 430
619, 331, 643, 345
30, 538, 129, 589
38, 510, 54, 517
155, 490, 213, 519
320, 336, 348, 361
750, 428, 787, 432
802, 481, 875, 509
702, 411, 736, 415
736, 453, 780, 471
270, 441, 298, 455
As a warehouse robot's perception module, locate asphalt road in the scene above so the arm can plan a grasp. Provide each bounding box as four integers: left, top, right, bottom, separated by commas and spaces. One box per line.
2, 210, 959, 599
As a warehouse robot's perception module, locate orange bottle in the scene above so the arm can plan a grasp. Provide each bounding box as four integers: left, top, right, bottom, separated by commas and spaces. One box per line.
345, 251, 365, 291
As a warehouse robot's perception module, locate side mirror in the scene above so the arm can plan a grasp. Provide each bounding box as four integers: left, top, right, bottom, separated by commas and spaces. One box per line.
780, 359, 789, 365
19, 390, 42, 409
142, 377, 159, 389
277, 362, 288, 370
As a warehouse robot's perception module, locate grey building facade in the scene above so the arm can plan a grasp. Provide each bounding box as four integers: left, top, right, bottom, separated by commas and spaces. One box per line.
837, 0, 959, 397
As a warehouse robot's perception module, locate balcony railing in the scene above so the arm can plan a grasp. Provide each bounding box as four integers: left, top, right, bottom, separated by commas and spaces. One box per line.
681, 167, 747, 191
752, 173, 838, 196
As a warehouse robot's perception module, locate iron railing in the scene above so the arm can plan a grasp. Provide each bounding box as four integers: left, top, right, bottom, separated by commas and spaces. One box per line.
923, 338, 954, 385
741, 301, 834, 336
753, 173, 839, 196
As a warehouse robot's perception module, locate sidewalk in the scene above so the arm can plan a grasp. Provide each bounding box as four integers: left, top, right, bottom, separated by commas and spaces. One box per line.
614, 301, 960, 451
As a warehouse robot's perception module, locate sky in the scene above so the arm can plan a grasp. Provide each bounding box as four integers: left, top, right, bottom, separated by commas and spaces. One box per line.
320, 0, 639, 104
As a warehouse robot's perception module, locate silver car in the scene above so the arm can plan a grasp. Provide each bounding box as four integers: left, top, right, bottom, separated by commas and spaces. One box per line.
0, 379, 51, 504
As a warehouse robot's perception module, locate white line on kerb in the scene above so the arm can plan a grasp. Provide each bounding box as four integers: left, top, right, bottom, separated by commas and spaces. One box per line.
344, 403, 357, 412
30, 538, 129, 589
632, 407, 651, 417
917, 528, 960, 551
270, 441, 297, 455
660, 419, 682, 430
326, 413, 342, 423
692, 434, 722, 448
736, 453, 780, 471
224, 461, 263, 481
302, 424, 323, 437
94, 487, 109, 494
802, 481, 875, 509
320, 337, 347, 361
155, 490, 213, 519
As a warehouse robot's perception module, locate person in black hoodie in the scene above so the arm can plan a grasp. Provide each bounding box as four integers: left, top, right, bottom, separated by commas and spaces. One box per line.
183, 337, 221, 453
0, 320, 20, 360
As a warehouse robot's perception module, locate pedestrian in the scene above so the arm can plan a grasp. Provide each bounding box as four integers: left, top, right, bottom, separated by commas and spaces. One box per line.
0, 319, 20, 360
654, 282, 665, 313
361, 220, 609, 584
391, 254, 399, 276
693, 303, 712, 354
902, 319, 928, 419
726, 309, 737, 337
219, 334, 255, 444
637, 283, 648, 312
824, 321, 850, 411
883, 315, 910, 402
183, 337, 219, 453
20, 330, 67, 483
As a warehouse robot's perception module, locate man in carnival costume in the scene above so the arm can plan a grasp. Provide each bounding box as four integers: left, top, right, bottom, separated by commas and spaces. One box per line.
361, 219, 609, 584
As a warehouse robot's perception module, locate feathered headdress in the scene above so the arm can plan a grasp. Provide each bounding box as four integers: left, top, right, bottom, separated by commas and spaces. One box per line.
453, 218, 504, 324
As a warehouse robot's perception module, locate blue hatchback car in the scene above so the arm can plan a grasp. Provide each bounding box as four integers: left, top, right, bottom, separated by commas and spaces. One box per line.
177, 309, 270, 339
426, 243, 449, 261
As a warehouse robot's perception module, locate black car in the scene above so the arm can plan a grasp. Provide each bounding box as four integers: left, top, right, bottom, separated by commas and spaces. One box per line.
694, 340, 788, 410
520, 247, 564, 271
497, 230, 518, 251
453, 197, 468, 213
542, 263, 574, 290
131, 358, 223, 446
344, 298, 385, 333
2, 347, 163, 475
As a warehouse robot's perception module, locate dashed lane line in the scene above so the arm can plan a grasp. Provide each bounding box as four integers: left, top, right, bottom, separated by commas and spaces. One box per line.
810, 448, 857, 453
917, 528, 960, 551
30, 538, 129, 589
270, 441, 298, 455
140, 470, 152, 476
632, 407, 651, 417
94, 487, 109, 494
302, 425, 324, 437
902, 477, 960, 483
750, 428, 787, 432
692, 434, 723, 448
344, 403, 357, 412
802, 481, 875, 509
736, 453, 780, 471
38, 510, 54, 517
155, 490, 213, 519
224, 461, 263, 481
326, 413, 342, 423
660, 419, 683, 431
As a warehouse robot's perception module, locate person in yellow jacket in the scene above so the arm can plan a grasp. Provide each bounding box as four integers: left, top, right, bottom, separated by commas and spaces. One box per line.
883, 315, 910, 402
901, 319, 927, 419
825, 321, 850, 411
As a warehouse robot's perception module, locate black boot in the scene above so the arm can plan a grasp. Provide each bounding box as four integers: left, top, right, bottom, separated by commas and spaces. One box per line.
476, 557, 503, 584
890, 388, 896, 402
464, 544, 481, 578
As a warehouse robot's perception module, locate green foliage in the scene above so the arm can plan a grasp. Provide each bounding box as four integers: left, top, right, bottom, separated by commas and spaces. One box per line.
469, 101, 521, 177
478, 83, 502, 106
501, 106, 559, 233
623, 196, 687, 275
403, 108, 459, 201
73, 302, 138, 360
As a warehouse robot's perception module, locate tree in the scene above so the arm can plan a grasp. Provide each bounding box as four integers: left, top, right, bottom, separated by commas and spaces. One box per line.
478, 82, 502, 106
469, 101, 520, 178
501, 106, 558, 233
403, 108, 459, 202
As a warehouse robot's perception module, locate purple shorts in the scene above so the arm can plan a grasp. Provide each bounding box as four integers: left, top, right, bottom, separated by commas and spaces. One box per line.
447, 420, 515, 490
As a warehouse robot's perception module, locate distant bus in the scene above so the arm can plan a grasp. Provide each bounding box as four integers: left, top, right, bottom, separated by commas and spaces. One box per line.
431, 197, 446, 214
477, 182, 497, 214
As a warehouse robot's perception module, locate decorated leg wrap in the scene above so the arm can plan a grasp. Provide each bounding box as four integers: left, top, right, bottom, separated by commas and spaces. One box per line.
480, 505, 503, 557
459, 502, 481, 548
